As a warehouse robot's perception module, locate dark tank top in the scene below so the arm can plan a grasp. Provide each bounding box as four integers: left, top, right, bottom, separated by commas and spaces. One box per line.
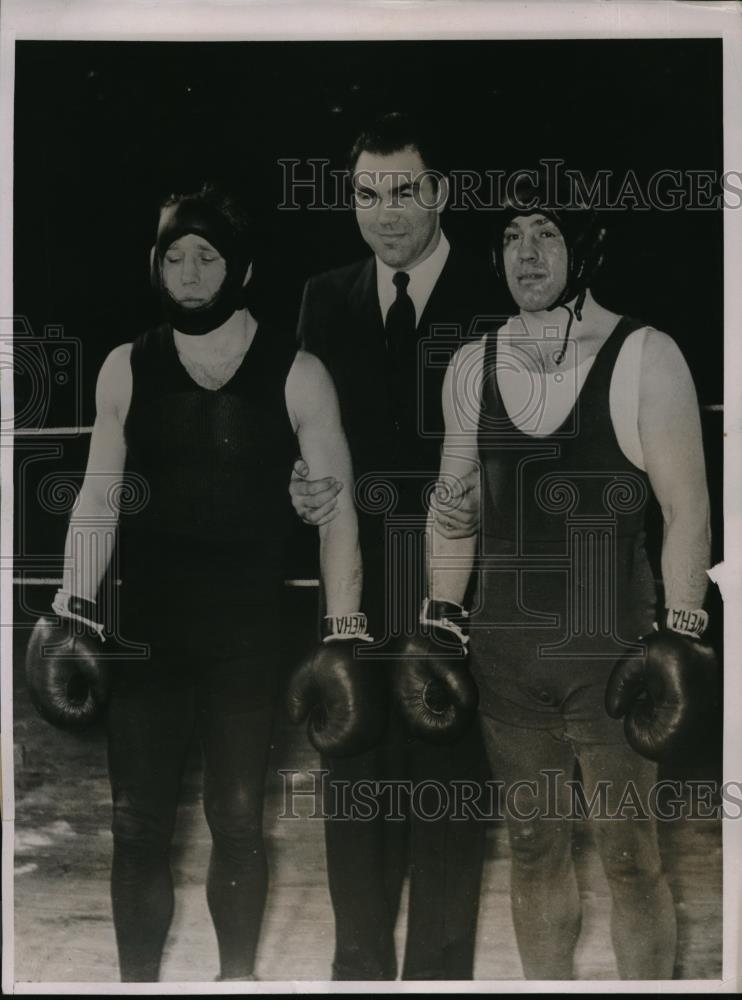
471, 316, 658, 714
119, 321, 297, 653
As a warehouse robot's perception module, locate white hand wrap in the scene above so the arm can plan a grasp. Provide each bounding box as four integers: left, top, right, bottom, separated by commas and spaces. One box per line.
321, 613, 373, 644
661, 608, 709, 639
51, 590, 105, 641
421, 598, 470, 647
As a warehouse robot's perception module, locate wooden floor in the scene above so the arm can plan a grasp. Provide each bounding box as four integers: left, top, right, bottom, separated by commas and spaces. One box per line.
9, 593, 723, 986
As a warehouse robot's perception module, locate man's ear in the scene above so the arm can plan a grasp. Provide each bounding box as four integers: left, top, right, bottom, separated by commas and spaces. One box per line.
242, 261, 254, 288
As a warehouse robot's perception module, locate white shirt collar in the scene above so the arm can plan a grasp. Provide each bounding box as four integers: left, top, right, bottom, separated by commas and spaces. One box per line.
376, 231, 450, 326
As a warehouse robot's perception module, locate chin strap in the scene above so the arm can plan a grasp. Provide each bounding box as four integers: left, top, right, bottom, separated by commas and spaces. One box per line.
552, 288, 587, 366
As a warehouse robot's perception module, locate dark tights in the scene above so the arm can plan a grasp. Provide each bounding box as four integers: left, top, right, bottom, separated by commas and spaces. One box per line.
106, 649, 275, 982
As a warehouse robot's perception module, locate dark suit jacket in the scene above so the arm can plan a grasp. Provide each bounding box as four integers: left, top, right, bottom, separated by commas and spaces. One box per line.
298, 243, 502, 479
297, 242, 503, 624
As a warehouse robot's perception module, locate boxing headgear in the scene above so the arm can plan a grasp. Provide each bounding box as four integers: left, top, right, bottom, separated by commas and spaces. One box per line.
492, 171, 606, 320
151, 192, 252, 336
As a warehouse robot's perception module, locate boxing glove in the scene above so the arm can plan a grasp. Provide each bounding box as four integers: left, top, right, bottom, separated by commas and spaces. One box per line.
25, 592, 111, 731
605, 609, 718, 763
287, 613, 387, 758
393, 598, 478, 744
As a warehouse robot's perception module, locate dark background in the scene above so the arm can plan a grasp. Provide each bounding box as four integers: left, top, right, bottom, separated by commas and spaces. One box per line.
13, 37, 724, 589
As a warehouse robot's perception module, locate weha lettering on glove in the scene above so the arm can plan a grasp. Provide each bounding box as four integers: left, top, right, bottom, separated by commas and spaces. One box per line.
605, 608, 718, 763
287, 612, 388, 757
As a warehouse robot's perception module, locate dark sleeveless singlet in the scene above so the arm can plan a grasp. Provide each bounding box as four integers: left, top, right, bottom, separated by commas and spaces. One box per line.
118, 321, 297, 655
470, 316, 658, 727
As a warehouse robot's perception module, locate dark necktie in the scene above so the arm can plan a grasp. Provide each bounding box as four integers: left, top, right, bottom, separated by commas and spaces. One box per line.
384, 271, 416, 425
385, 271, 416, 358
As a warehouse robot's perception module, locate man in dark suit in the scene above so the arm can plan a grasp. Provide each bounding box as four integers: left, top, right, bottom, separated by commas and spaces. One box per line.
290, 112, 502, 981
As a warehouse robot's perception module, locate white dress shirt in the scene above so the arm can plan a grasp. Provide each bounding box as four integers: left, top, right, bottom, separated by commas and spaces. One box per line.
376, 231, 451, 327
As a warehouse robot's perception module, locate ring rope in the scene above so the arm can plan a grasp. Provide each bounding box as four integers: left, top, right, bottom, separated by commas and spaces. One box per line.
9, 402, 724, 438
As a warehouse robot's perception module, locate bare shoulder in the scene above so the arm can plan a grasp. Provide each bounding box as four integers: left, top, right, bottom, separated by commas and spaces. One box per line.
96, 342, 133, 418
447, 334, 489, 394
286, 349, 333, 396
642, 327, 687, 367
289, 348, 326, 380
101, 342, 133, 374
638, 328, 698, 421
454, 335, 487, 365
443, 335, 490, 434
285, 349, 339, 428
448, 333, 488, 384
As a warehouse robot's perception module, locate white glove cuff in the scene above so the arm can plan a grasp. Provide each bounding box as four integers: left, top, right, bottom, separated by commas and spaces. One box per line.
660, 608, 709, 639
52, 589, 105, 641
420, 597, 470, 646
321, 613, 373, 644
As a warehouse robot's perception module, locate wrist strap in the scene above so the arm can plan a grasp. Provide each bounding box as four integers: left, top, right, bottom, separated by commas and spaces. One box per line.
421, 598, 470, 645
322, 613, 373, 644
52, 590, 105, 641
659, 607, 709, 639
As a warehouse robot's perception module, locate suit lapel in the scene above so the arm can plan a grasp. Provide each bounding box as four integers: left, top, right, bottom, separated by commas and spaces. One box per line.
417, 246, 462, 334
348, 257, 383, 334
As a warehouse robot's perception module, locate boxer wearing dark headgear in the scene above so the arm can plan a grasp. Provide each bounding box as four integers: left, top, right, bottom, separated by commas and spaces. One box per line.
422, 168, 715, 979
151, 194, 253, 336
25, 183, 377, 982
490, 173, 606, 360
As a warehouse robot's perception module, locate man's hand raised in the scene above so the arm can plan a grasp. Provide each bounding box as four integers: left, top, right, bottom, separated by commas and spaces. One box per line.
429, 465, 480, 540
289, 458, 344, 526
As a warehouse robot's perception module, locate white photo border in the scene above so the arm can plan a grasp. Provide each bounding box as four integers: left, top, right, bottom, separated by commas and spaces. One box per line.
1, 0, 740, 994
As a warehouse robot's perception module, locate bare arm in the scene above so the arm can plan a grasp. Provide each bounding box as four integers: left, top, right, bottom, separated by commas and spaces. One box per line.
638, 330, 711, 610
61, 344, 131, 602
286, 350, 361, 617
428, 340, 485, 604
429, 463, 480, 539
288, 278, 344, 526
